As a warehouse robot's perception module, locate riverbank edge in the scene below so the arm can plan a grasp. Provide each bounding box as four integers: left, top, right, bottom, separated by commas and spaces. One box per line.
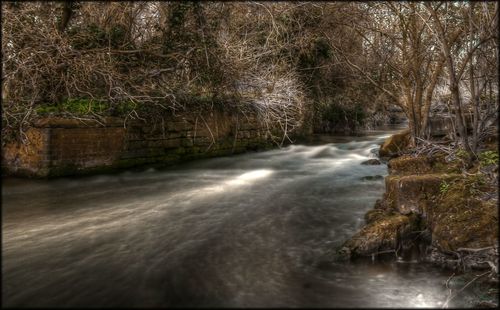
338, 129, 499, 308
1, 111, 309, 178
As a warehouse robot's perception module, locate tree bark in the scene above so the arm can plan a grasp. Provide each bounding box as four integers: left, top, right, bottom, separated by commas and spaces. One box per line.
426, 3, 474, 159
420, 57, 446, 138
58, 1, 74, 33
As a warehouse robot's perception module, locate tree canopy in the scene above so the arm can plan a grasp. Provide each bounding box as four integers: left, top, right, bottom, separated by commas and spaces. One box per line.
2, 1, 498, 152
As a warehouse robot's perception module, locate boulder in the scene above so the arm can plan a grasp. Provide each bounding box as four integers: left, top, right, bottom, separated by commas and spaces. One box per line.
370, 147, 379, 157
341, 213, 420, 258
388, 154, 463, 176
360, 175, 384, 181
388, 155, 433, 175
379, 129, 411, 158
384, 173, 461, 215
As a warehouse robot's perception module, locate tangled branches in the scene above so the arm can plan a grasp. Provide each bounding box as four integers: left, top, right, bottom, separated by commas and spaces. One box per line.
2, 3, 180, 142
239, 68, 306, 145
2, 2, 314, 145
440, 246, 499, 308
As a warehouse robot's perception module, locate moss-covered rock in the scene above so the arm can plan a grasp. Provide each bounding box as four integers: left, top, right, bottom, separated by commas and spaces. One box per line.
388, 155, 433, 175
342, 212, 420, 258
364, 208, 388, 224
388, 154, 463, 176
342, 142, 498, 266
379, 129, 411, 158
429, 174, 498, 252
384, 173, 461, 215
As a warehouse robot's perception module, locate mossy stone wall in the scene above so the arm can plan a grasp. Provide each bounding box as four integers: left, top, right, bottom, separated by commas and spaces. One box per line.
2, 110, 275, 177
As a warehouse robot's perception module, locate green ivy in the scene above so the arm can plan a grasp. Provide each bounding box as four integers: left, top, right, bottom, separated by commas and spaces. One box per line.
35, 99, 137, 116
62, 98, 106, 114
478, 151, 499, 166
439, 181, 450, 194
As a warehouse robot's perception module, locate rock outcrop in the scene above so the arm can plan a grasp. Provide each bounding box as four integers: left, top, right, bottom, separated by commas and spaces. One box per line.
378, 129, 411, 158
341, 132, 499, 266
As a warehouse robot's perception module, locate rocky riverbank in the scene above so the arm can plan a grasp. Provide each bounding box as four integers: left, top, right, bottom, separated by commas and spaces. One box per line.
339, 129, 499, 308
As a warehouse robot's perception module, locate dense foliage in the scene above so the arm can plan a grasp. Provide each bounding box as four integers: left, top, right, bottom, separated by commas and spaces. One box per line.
1, 2, 498, 152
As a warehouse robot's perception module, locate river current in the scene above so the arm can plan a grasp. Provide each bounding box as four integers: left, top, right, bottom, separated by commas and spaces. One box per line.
2, 129, 454, 307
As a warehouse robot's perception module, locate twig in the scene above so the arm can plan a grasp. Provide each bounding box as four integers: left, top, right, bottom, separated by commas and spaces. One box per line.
456, 246, 495, 253
442, 271, 491, 308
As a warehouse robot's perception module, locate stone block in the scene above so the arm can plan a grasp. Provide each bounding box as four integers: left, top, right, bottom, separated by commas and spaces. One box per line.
163, 138, 182, 149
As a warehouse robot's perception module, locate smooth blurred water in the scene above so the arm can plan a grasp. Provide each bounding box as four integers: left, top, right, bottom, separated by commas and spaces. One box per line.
2, 129, 454, 307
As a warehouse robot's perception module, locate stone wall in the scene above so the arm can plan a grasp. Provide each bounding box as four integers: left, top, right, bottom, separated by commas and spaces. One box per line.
2, 110, 276, 177
428, 112, 474, 136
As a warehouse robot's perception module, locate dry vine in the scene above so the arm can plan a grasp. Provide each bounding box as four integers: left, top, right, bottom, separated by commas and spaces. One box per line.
2, 2, 312, 146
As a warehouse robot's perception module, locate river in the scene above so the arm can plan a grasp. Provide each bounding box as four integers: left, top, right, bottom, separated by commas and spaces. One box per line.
2, 128, 455, 307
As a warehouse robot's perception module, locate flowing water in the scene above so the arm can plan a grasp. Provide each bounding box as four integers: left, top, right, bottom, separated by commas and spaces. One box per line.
2, 128, 455, 307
